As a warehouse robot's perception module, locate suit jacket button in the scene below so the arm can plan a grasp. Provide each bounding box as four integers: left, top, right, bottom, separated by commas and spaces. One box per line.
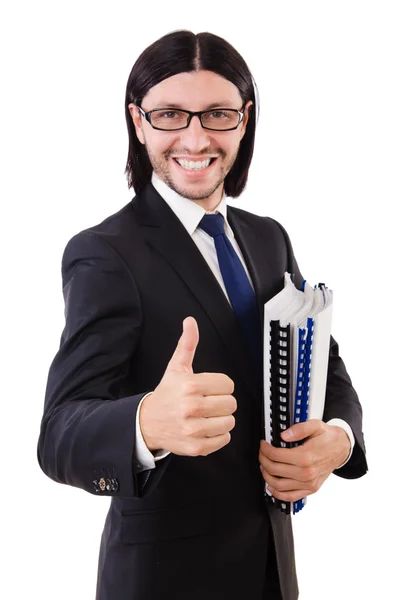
110, 478, 119, 492
93, 479, 101, 493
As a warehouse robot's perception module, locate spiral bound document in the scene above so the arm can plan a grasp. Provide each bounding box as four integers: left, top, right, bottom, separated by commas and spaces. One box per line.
263, 273, 333, 515
267, 321, 294, 514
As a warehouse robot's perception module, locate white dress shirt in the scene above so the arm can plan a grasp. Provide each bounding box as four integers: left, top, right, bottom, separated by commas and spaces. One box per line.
134, 171, 355, 472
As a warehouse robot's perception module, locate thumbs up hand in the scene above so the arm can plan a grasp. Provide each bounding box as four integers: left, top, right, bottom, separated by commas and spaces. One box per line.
139, 317, 237, 457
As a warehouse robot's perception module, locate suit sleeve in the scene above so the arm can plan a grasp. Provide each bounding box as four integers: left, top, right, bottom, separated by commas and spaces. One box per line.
270, 219, 368, 480
37, 231, 168, 498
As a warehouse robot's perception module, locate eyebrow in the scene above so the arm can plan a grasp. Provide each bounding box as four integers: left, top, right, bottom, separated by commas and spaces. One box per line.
152, 102, 235, 110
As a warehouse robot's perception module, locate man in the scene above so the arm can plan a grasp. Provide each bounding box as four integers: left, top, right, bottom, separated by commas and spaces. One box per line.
37, 30, 367, 600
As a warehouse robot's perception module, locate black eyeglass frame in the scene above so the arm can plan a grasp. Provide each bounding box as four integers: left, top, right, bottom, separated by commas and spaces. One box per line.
137, 104, 247, 131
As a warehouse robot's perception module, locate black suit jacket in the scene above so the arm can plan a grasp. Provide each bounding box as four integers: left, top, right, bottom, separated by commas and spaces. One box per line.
37, 182, 367, 600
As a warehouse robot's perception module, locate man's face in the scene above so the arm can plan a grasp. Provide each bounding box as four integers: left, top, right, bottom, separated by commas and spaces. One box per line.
129, 70, 252, 203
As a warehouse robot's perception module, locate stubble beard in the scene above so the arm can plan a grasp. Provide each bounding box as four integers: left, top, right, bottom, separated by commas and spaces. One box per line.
146, 146, 239, 201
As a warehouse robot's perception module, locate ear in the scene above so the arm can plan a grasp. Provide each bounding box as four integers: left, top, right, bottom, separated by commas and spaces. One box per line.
128, 103, 145, 145
240, 100, 253, 140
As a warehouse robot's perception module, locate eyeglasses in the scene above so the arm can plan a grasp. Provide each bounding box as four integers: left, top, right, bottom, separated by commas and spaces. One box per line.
137, 105, 246, 131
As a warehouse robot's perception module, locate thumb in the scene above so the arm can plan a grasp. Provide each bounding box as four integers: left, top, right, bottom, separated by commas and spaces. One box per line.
281, 419, 324, 442
166, 317, 199, 373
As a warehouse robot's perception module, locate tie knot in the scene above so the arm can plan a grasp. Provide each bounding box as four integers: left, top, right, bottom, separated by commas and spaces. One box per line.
199, 213, 225, 238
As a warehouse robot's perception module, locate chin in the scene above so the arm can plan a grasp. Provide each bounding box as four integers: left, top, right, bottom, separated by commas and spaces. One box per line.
175, 182, 222, 201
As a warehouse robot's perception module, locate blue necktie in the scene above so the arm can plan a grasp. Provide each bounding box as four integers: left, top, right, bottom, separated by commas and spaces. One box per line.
199, 213, 262, 382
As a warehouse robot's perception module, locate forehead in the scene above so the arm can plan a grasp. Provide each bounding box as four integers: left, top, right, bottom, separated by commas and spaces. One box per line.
142, 70, 242, 110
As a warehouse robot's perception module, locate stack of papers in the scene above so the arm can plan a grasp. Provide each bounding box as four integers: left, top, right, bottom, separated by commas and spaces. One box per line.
263, 272, 333, 514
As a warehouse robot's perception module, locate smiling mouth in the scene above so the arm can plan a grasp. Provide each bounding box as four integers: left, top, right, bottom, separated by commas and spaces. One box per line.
172, 157, 218, 172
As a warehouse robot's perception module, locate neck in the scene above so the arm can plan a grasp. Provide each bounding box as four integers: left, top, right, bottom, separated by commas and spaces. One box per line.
191, 185, 224, 213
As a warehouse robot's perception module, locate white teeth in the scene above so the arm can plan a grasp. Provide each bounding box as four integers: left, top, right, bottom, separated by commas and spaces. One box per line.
175, 158, 212, 170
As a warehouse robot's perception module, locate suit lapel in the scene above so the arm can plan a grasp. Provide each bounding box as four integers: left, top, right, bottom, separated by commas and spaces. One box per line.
135, 184, 263, 404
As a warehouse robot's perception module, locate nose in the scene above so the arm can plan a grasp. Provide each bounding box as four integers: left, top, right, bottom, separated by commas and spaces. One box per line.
179, 115, 212, 151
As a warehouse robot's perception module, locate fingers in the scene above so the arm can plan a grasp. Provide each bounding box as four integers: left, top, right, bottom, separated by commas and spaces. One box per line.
259, 439, 316, 468
259, 454, 310, 481
198, 394, 237, 418
261, 466, 314, 491
260, 466, 314, 502
263, 466, 325, 502
192, 372, 235, 397
259, 445, 329, 502
266, 486, 312, 503
280, 419, 325, 443
197, 432, 232, 456
185, 415, 236, 439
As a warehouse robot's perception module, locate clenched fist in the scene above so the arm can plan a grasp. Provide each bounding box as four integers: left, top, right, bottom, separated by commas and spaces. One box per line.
139, 316, 237, 457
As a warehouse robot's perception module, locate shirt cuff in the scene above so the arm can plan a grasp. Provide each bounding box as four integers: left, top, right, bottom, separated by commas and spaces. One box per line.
135, 392, 171, 473
326, 418, 355, 469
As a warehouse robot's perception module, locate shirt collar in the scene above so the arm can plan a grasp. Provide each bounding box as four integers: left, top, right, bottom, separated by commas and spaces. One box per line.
151, 171, 234, 238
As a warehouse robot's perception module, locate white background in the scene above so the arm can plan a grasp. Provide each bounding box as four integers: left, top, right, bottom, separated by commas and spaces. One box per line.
1, 1, 396, 598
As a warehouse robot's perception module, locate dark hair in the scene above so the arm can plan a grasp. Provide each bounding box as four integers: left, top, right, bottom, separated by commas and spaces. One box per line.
124, 30, 259, 197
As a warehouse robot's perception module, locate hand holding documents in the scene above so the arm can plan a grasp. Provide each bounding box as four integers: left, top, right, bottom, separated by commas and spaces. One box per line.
263, 272, 333, 515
